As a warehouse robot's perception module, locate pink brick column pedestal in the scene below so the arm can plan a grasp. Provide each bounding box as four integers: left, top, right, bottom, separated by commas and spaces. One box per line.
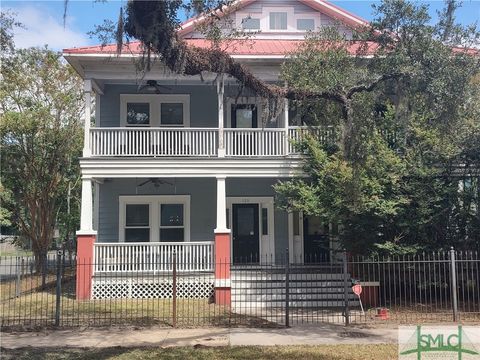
214, 230, 231, 306
76, 234, 96, 300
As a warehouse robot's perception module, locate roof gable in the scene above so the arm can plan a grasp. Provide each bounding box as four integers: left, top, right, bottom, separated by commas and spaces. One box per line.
178, 0, 368, 37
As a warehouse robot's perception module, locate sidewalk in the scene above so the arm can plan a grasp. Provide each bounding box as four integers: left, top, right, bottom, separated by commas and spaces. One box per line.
0, 324, 398, 349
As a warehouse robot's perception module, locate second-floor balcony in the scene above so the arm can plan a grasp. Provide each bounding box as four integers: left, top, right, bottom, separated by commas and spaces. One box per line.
88, 126, 335, 158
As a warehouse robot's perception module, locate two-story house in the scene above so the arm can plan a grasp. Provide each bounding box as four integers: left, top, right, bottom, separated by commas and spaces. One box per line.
64, 0, 371, 301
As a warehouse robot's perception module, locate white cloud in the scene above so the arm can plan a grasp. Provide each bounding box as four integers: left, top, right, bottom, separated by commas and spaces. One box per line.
10, 5, 90, 50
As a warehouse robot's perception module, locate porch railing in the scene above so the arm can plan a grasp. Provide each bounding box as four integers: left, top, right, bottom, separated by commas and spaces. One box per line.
90, 128, 218, 157
225, 128, 286, 157
288, 126, 337, 154
93, 241, 214, 273
88, 126, 338, 157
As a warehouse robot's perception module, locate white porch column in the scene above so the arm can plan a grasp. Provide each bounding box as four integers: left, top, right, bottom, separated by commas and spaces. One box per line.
216, 75, 225, 157
83, 79, 92, 157
78, 178, 95, 234
214, 175, 229, 232
283, 97, 289, 155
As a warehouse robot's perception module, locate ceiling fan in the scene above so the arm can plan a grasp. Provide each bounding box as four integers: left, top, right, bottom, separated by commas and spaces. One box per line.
138, 80, 171, 94
137, 178, 173, 188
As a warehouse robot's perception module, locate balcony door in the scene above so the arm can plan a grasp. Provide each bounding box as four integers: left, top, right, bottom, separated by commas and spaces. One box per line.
231, 104, 258, 129
231, 104, 257, 155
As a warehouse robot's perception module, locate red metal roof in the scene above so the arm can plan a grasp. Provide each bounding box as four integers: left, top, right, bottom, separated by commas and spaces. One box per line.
63, 39, 379, 56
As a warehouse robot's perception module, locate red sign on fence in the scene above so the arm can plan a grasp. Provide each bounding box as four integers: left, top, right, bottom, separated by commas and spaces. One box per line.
352, 284, 362, 296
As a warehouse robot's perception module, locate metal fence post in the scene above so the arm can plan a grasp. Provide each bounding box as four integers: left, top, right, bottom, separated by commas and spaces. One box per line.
55, 250, 63, 327
285, 248, 290, 328
172, 250, 177, 328
343, 251, 350, 326
15, 257, 21, 298
449, 247, 459, 322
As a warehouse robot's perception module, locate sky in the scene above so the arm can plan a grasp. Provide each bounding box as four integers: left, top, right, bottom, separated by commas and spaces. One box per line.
2, 0, 480, 51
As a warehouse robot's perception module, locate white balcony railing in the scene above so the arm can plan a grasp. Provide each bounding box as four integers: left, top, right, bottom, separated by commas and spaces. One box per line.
288, 126, 337, 154
88, 126, 336, 158
90, 128, 218, 157
225, 128, 286, 157
93, 241, 214, 273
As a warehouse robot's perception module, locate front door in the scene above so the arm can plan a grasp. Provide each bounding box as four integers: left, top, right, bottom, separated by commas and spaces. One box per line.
303, 215, 330, 263
232, 204, 260, 263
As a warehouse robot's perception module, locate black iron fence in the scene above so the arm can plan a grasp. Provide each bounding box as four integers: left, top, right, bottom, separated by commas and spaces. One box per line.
0, 249, 478, 330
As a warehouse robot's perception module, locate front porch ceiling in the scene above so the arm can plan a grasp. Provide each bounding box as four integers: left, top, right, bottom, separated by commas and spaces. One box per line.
65, 55, 282, 85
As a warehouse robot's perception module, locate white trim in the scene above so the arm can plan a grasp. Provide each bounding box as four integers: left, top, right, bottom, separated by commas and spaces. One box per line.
120, 94, 190, 127
288, 211, 304, 264
76, 230, 97, 236
119, 195, 191, 243
215, 176, 228, 232
80, 178, 94, 231
80, 158, 304, 178
226, 196, 275, 263
235, 7, 321, 34
215, 279, 231, 287
294, 13, 321, 31
308, 0, 367, 27
93, 182, 99, 231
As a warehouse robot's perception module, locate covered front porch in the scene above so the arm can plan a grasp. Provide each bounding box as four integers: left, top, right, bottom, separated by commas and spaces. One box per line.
76, 176, 340, 299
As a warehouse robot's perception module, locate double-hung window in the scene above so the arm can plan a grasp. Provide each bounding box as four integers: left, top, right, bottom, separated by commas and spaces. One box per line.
120, 94, 190, 127
269, 12, 287, 30
160, 204, 184, 242
120, 195, 190, 243
124, 204, 150, 242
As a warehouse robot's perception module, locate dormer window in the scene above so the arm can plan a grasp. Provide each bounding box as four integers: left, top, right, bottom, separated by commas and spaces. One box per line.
297, 18, 315, 31
269, 12, 287, 30
242, 17, 260, 30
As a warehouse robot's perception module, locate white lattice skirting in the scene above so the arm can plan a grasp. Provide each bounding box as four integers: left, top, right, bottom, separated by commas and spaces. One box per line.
92, 276, 215, 299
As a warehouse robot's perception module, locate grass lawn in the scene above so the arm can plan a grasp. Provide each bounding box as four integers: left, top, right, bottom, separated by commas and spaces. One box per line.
0, 345, 399, 360
0, 250, 33, 257
1, 292, 234, 328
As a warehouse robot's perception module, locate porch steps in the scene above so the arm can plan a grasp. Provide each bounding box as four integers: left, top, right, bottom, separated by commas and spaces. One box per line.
231, 270, 360, 309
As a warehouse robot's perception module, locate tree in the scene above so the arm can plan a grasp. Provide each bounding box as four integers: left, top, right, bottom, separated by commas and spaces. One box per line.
275, 0, 480, 254
1, 47, 83, 269
0, 10, 24, 54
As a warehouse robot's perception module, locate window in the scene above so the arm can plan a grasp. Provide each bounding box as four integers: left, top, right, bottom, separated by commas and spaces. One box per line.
293, 211, 300, 236
120, 94, 190, 127
270, 12, 287, 30
126, 103, 150, 126
261, 208, 268, 235
125, 204, 150, 242
120, 196, 190, 243
242, 17, 260, 30
160, 204, 184, 242
161, 103, 184, 126
297, 18, 315, 31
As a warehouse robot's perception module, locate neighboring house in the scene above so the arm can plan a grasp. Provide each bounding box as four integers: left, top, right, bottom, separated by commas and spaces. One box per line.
64, 0, 371, 301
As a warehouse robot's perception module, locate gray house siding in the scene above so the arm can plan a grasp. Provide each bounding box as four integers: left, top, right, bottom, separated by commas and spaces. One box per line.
98, 83, 283, 129
97, 177, 288, 259
99, 84, 218, 128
